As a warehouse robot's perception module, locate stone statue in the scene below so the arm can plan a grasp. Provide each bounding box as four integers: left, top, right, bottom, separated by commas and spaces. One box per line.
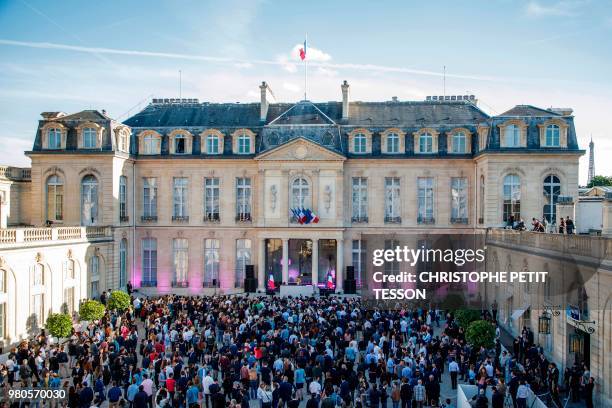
270, 185, 278, 211
324, 185, 332, 211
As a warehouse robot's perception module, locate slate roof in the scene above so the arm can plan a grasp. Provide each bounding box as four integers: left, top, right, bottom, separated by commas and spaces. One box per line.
498, 105, 560, 117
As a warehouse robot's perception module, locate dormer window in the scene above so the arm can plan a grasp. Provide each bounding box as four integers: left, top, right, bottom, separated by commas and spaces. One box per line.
504, 125, 520, 147
174, 135, 186, 154
386, 133, 400, 153
452, 132, 466, 153
419, 133, 433, 153
353, 133, 367, 153
119, 131, 129, 152
139, 131, 162, 155
207, 134, 220, 154
47, 128, 62, 149
83, 128, 97, 148
545, 124, 560, 147
238, 133, 251, 154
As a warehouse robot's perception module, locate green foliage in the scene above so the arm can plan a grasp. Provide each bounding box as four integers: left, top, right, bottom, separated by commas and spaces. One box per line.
107, 290, 131, 311
466, 320, 496, 349
587, 175, 612, 188
46, 313, 73, 338
79, 300, 106, 321
454, 309, 481, 328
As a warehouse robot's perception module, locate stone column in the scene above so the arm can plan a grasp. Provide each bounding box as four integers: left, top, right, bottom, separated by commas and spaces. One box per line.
312, 238, 319, 288
258, 238, 266, 290
336, 239, 344, 291
282, 238, 289, 285
603, 195, 612, 237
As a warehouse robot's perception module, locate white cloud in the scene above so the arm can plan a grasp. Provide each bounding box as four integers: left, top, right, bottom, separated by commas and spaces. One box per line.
289, 43, 332, 62
525, 1, 587, 17
283, 82, 301, 93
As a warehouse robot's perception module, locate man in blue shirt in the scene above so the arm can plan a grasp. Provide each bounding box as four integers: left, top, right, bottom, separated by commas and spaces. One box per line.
107, 381, 123, 407
127, 379, 139, 406
186, 381, 200, 408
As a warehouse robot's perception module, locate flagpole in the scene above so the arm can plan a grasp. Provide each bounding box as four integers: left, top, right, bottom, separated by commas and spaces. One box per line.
304, 33, 307, 101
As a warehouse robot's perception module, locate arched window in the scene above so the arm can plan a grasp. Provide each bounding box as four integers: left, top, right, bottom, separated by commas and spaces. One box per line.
452, 132, 467, 153
291, 178, 310, 211
174, 134, 186, 154
419, 133, 433, 153
46, 175, 63, 222
353, 133, 367, 153
83, 128, 97, 148
81, 175, 98, 225
173, 238, 189, 286
206, 134, 220, 154
503, 174, 521, 222
204, 239, 220, 287
238, 132, 251, 154
543, 174, 561, 223
142, 134, 160, 155
545, 124, 560, 147
235, 239, 251, 288
504, 125, 520, 147
31, 264, 45, 327
142, 238, 157, 286
386, 133, 400, 153
118, 130, 129, 152
47, 128, 62, 149
89, 255, 100, 298
119, 239, 127, 288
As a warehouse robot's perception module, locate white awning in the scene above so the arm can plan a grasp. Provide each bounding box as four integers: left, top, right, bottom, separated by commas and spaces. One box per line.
511, 304, 531, 321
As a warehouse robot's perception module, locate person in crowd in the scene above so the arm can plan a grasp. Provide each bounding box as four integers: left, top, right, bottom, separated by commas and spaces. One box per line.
558, 217, 565, 234
566, 216, 575, 234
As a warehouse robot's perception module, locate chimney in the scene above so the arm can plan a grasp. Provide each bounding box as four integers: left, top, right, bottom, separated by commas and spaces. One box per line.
259, 81, 275, 122
341, 80, 350, 121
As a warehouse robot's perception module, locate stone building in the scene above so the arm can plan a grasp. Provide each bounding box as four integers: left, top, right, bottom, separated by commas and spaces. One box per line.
3, 81, 612, 401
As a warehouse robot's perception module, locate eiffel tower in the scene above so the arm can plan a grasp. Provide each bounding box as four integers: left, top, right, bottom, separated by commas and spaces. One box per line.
588, 136, 595, 185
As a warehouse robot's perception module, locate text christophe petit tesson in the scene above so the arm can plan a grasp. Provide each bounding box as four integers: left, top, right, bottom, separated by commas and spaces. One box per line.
370, 246, 548, 300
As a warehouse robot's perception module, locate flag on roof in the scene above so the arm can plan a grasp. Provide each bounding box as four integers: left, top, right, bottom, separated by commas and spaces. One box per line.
299, 39, 306, 61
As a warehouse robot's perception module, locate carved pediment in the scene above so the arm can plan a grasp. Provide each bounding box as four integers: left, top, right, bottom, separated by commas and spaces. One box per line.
255, 137, 345, 161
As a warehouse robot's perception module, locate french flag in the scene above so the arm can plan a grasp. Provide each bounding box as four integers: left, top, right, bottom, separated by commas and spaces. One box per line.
299, 39, 306, 61
268, 273, 275, 290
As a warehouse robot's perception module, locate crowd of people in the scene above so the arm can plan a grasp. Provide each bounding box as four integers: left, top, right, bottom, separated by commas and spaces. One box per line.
0, 293, 596, 408
505, 215, 576, 234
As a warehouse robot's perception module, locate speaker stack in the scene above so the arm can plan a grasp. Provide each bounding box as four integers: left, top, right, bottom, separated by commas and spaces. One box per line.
344, 266, 357, 294
244, 265, 258, 293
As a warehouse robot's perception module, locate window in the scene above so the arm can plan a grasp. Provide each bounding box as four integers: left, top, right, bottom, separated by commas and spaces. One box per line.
353, 133, 367, 153
351, 177, 368, 222
119, 131, 129, 152
236, 177, 252, 221
143, 178, 157, 219
173, 238, 189, 286
119, 176, 128, 221
545, 124, 560, 147
83, 128, 97, 148
235, 239, 251, 288
386, 133, 400, 153
503, 174, 521, 222
142, 134, 160, 155
64, 259, 75, 280
419, 133, 433, 153
33, 263, 43, 286
418, 177, 434, 223
479, 175, 485, 223
452, 132, 467, 153
384, 177, 401, 223
31, 293, 44, 327
0, 269, 5, 293
172, 177, 188, 220
204, 239, 220, 287
543, 174, 561, 223
174, 135, 186, 154
142, 238, 157, 286
204, 178, 220, 221
89, 256, 100, 298
63, 287, 74, 315
0, 303, 5, 339
504, 125, 520, 147
352, 240, 366, 288
47, 128, 62, 149
81, 175, 98, 226
206, 134, 220, 154
119, 239, 127, 288
451, 177, 468, 223
238, 133, 251, 154
291, 178, 310, 214
46, 175, 63, 221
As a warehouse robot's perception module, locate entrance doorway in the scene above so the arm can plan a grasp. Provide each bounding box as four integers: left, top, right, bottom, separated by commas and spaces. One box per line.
265, 239, 282, 291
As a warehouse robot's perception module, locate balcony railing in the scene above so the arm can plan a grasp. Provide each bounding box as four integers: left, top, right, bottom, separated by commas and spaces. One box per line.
172, 215, 189, 222
450, 217, 469, 224
141, 215, 158, 222
417, 216, 435, 224
204, 213, 220, 223
172, 281, 189, 288
0, 226, 112, 246
0, 166, 31, 181
384, 216, 402, 224
236, 213, 252, 223
351, 216, 369, 223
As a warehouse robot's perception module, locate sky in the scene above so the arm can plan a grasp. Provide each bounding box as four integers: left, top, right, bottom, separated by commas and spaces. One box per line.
0, 0, 610, 185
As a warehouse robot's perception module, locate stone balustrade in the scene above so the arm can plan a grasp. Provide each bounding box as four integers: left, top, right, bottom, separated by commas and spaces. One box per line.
487, 228, 612, 260
0, 226, 112, 247
0, 166, 31, 181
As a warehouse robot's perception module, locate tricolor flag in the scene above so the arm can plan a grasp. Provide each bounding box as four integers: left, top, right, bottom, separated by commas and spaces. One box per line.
299, 39, 307, 61
326, 271, 334, 289
268, 273, 275, 290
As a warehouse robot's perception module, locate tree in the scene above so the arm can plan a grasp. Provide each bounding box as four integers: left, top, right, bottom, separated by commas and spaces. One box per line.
454, 309, 481, 328
466, 320, 496, 349
46, 313, 73, 338
107, 290, 131, 311
79, 300, 106, 321
587, 175, 612, 188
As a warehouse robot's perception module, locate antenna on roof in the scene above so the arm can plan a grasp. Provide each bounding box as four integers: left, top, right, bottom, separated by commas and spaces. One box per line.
443, 65, 446, 99
179, 70, 182, 100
